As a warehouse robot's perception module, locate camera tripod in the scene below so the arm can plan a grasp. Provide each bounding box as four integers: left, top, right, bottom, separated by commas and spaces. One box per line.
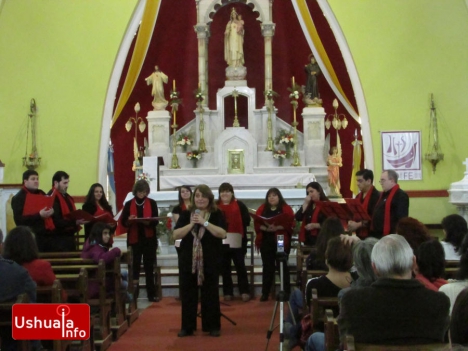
264, 252, 296, 351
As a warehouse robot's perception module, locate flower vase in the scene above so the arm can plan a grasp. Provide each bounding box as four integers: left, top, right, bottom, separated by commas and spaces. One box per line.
191, 159, 198, 168
285, 144, 291, 156
278, 158, 284, 167
181, 145, 188, 152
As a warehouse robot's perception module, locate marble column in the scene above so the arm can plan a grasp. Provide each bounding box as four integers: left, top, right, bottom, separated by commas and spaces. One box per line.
261, 22, 275, 103
194, 23, 210, 106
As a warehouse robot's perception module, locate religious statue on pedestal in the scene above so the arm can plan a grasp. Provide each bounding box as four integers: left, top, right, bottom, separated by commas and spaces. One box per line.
304, 55, 322, 106
224, 8, 247, 80
327, 146, 342, 197
145, 65, 168, 110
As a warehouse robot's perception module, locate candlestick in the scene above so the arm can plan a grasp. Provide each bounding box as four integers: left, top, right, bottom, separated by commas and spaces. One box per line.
292, 76, 295, 87
173, 79, 176, 91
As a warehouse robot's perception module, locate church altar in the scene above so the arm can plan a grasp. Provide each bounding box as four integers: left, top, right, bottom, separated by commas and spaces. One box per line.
139, 0, 331, 198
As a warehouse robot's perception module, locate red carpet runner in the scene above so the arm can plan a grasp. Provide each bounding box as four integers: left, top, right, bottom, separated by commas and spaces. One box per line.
109, 297, 287, 351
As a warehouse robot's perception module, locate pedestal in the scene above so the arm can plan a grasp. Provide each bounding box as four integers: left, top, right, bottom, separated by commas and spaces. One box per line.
146, 110, 171, 157
449, 157, 468, 223
302, 107, 327, 166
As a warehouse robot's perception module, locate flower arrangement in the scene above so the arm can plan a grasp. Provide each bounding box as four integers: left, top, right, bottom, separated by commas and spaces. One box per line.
275, 129, 295, 147
273, 150, 287, 159
169, 90, 181, 112
177, 133, 193, 147
186, 150, 202, 161
287, 82, 301, 108
137, 172, 151, 183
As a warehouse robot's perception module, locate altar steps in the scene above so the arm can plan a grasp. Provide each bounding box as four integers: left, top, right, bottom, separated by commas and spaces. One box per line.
136, 253, 299, 298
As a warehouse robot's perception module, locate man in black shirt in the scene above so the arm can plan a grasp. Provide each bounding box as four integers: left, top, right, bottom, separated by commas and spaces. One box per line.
11, 170, 54, 251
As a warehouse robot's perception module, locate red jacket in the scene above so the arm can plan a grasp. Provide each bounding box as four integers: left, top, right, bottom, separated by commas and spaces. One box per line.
22, 259, 67, 301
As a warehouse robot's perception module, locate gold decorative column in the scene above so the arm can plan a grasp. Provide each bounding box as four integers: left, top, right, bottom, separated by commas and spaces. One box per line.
232, 89, 240, 127
195, 85, 207, 153
264, 86, 278, 151
288, 77, 301, 166
170, 80, 181, 169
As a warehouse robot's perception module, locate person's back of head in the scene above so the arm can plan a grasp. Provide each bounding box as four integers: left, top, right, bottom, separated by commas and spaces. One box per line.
316, 217, 345, 261
416, 239, 445, 281
371, 234, 414, 279
442, 214, 468, 254
396, 217, 431, 253
352, 237, 378, 286
450, 287, 468, 345
457, 235, 468, 280
326, 236, 352, 272
3, 226, 39, 265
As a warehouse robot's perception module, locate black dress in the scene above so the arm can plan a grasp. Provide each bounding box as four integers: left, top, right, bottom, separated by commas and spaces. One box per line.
175, 209, 227, 333
121, 197, 159, 300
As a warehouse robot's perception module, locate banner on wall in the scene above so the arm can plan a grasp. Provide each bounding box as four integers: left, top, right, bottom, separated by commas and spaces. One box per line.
381, 131, 421, 180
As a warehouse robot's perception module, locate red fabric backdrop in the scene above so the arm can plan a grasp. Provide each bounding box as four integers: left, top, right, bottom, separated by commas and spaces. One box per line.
110, 0, 363, 209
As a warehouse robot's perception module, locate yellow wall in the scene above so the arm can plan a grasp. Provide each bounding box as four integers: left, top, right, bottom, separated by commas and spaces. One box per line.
0, 0, 137, 194
329, 0, 468, 222
0, 0, 466, 223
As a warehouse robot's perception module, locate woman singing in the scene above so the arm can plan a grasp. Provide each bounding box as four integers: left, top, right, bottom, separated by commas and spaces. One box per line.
173, 184, 227, 337
120, 180, 159, 302
217, 182, 251, 302
296, 182, 329, 246
255, 188, 294, 301
82, 183, 113, 240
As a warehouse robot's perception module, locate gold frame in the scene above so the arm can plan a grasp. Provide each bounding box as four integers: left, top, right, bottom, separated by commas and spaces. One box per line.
228, 149, 245, 174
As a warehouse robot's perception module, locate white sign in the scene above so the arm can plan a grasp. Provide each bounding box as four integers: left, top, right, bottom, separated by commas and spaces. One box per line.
381, 131, 422, 180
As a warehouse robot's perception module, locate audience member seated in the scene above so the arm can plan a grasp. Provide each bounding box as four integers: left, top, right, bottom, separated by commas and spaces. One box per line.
450, 287, 468, 346
306, 217, 344, 271
0, 228, 36, 351
81, 222, 126, 299
338, 234, 450, 345
2, 226, 66, 301
440, 214, 467, 260
439, 236, 468, 314
286, 237, 352, 351
338, 236, 378, 300
395, 217, 431, 252
414, 239, 447, 291
82, 183, 114, 241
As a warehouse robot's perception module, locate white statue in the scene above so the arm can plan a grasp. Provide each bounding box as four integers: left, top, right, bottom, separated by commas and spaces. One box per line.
145, 65, 168, 110
224, 8, 244, 68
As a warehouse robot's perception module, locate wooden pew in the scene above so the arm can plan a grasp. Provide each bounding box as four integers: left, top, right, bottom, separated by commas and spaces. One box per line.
296, 243, 315, 287
345, 334, 451, 350
121, 248, 139, 325
309, 288, 339, 325
50, 260, 113, 351
0, 294, 31, 351
50, 257, 128, 340
324, 309, 340, 351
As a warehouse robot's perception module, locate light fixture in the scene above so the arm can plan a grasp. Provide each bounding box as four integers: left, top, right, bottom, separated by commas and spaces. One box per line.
424, 94, 444, 173
23, 98, 41, 169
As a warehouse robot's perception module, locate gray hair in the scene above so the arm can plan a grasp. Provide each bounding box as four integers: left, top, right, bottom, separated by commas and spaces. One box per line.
386, 170, 399, 183
353, 237, 378, 283
371, 234, 413, 278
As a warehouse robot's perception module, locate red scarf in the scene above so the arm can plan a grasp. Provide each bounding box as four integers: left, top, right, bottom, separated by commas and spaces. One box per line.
217, 199, 244, 236
298, 202, 321, 242
376, 184, 400, 235
356, 186, 375, 238
128, 197, 153, 245
22, 186, 55, 231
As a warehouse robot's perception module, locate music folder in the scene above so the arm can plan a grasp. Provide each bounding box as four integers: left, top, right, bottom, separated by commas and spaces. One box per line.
23, 193, 54, 216
64, 210, 117, 224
